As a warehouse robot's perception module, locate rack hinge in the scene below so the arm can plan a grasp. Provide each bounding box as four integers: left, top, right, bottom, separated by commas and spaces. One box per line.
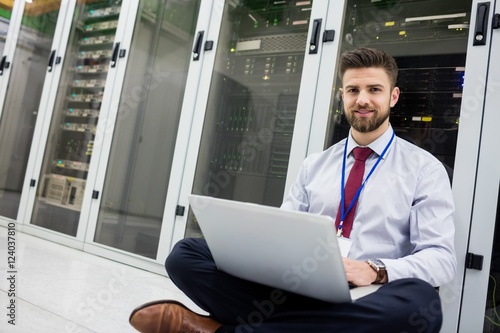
30, 179, 36, 187
176, 205, 185, 216
204, 40, 214, 51
92, 190, 99, 199
466, 252, 484, 270
323, 30, 335, 42
493, 13, 500, 29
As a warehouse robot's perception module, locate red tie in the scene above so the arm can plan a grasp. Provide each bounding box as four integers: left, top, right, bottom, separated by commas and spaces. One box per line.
335, 147, 373, 238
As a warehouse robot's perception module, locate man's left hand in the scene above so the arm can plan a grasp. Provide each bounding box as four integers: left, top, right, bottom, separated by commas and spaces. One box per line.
342, 257, 377, 286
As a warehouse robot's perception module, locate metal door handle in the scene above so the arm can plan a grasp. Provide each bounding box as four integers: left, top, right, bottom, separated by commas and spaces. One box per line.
47, 50, 56, 72
193, 31, 204, 61
309, 19, 322, 54
111, 42, 120, 68
474, 2, 490, 46
0, 55, 9, 75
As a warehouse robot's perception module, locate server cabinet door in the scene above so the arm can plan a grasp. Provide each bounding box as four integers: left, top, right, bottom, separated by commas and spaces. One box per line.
0, 7, 13, 58
459, 1, 500, 331
0, 1, 22, 222
80, 0, 205, 268
175, 0, 331, 240
19, 0, 133, 238
0, 1, 69, 222
285, 0, 345, 194
0, 1, 22, 115
314, 0, 494, 331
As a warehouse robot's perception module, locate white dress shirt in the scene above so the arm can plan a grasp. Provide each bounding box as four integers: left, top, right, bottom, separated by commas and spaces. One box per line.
281, 125, 456, 287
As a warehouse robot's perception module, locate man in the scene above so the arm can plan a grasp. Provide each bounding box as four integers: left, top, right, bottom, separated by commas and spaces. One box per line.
129, 47, 456, 333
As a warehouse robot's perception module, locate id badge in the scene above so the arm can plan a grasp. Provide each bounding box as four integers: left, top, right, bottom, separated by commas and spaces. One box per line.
337, 236, 353, 257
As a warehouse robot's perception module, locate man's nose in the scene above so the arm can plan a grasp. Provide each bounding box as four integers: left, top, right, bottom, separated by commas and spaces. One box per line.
356, 90, 369, 106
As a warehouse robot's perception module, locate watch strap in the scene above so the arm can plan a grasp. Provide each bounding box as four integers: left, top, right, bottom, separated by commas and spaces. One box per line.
366, 259, 386, 284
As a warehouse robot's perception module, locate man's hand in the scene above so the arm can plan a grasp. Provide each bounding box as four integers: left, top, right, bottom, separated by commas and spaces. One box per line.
342, 257, 377, 287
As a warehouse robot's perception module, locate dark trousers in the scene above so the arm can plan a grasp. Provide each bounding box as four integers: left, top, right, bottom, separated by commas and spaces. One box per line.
165, 238, 442, 333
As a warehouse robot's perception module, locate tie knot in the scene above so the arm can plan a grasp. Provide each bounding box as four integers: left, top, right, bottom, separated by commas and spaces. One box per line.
353, 147, 373, 162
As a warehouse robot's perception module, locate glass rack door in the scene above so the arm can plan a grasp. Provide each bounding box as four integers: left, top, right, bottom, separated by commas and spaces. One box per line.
458, 3, 500, 329
327, 2, 484, 329
0, 4, 14, 56
0, 1, 63, 220
484, 194, 500, 332
185, 0, 315, 237
91, 0, 201, 259
30, 1, 123, 236
326, 0, 472, 179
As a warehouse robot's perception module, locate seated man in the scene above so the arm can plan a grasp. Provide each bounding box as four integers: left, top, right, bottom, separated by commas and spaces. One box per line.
129, 47, 456, 333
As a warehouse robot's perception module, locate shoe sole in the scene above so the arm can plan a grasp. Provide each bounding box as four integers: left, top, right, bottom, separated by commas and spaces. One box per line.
129, 299, 211, 324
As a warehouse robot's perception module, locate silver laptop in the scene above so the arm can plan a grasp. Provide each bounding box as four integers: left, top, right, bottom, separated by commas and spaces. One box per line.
188, 194, 380, 303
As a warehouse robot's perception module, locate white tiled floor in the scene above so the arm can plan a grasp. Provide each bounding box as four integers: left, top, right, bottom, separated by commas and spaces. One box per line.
0, 227, 205, 333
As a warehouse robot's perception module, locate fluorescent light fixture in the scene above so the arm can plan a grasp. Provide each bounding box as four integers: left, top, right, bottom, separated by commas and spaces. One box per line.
25, 0, 33, 3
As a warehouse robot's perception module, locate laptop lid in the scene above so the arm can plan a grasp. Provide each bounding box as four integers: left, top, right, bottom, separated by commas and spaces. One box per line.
188, 194, 363, 303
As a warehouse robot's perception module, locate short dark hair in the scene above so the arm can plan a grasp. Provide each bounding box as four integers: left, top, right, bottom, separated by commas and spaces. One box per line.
339, 47, 398, 87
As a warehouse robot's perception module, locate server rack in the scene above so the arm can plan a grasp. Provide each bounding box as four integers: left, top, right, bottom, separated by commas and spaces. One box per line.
88, 0, 202, 260
186, 0, 315, 237
40, 5, 120, 209
31, 1, 124, 236
0, 3, 63, 220
323, 1, 500, 332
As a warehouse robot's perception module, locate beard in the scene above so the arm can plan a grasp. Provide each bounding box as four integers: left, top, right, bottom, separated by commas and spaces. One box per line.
344, 105, 390, 133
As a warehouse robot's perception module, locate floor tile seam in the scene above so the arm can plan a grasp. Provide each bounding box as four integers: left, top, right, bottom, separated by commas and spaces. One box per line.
2, 292, 100, 333
2, 230, 168, 279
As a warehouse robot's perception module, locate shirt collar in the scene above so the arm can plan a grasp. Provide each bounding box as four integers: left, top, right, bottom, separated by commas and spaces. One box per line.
347, 124, 394, 159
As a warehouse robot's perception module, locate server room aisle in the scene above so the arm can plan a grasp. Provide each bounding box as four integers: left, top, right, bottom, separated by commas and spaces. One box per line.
0, 227, 206, 332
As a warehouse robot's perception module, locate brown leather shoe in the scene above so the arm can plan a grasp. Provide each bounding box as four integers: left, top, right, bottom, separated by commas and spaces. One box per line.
129, 300, 221, 333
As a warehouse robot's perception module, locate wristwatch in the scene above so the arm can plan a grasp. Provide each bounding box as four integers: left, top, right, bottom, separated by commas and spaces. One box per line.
366, 259, 387, 284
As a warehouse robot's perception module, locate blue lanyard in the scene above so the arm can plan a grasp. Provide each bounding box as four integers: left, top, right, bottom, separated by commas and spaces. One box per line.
337, 131, 395, 236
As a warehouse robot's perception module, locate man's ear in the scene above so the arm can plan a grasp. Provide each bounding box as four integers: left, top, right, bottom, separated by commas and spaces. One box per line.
340, 88, 344, 100
390, 87, 400, 108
